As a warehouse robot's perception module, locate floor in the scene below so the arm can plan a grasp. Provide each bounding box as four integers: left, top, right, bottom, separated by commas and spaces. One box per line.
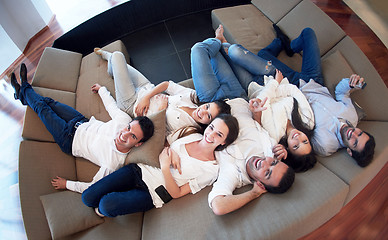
0, 0, 387, 239
121, 10, 215, 84
343, 0, 388, 48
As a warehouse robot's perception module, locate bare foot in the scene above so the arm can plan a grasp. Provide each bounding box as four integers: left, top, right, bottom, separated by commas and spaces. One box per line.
94, 47, 102, 56
215, 25, 227, 43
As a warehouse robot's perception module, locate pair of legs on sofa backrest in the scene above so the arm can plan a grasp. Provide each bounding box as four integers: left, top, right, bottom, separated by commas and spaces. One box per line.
191, 25, 375, 167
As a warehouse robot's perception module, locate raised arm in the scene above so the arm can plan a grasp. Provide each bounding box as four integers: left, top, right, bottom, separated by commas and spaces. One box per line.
135, 81, 170, 116
91, 83, 129, 120
335, 74, 364, 107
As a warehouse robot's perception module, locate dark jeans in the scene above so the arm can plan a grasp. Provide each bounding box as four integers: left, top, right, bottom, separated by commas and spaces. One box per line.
19, 82, 87, 154
228, 28, 324, 88
258, 27, 324, 87
82, 164, 154, 217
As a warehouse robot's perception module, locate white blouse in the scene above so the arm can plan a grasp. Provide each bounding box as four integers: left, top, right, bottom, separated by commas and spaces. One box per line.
138, 133, 220, 208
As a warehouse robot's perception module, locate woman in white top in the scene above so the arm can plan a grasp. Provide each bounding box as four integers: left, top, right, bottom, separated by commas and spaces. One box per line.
94, 49, 231, 143
248, 70, 316, 172
81, 114, 239, 217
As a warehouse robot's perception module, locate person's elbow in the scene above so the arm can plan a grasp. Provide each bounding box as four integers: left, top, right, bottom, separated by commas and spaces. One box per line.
210, 197, 229, 216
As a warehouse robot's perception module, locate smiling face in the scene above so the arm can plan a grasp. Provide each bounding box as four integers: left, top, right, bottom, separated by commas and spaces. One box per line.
192, 102, 220, 125
246, 156, 288, 187
114, 120, 144, 153
340, 125, 369, 153
202, 118, 229, 149
287, 129, 312, 156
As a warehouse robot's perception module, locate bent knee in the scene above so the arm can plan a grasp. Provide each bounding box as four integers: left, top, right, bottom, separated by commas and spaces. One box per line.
111, 51, 125, 61
98, 196, 118, 217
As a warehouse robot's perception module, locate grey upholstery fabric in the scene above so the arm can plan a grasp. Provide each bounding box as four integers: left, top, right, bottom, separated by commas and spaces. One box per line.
317, 121, 388, 204
19, 140, 77, 240
251, 0, 302, 23
277, 0, 345, 56
142, 163, 348, 240
32, 47, 82, 92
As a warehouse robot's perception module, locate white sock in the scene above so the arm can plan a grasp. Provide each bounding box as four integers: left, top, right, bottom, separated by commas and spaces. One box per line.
95, 208, 105, 217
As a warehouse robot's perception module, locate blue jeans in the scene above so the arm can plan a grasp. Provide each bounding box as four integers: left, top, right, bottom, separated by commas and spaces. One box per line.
257, 27, 324, 87
19, 82, 87, 154
190, 38, 247, 102
82, 164, 154, 217
228, 44, 277, 88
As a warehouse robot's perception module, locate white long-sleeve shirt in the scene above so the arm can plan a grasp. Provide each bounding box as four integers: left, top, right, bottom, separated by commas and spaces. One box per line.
300, 78, 358, 156
248, 76, 315, 142
67, 87, 132, 193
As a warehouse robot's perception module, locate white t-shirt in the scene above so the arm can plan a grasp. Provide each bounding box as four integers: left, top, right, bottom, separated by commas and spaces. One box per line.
208, 98, 276, 208
139, 133, 220, 208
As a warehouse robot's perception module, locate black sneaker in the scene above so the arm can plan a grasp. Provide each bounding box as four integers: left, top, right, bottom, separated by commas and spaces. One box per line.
10, 72, 20, 100
273, 24, 294, 57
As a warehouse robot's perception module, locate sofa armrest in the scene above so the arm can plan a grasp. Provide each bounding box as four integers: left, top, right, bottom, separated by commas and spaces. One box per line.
19, 140, 77, 240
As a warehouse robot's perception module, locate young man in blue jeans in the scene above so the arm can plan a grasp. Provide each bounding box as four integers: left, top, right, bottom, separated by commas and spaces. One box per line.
226, 26, 375, 167
10, 63, 154, 193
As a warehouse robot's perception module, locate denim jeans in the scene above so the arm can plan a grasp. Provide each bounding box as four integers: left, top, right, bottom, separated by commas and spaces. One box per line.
82, 164, 154, 217
109, 51, 151, 115
228, 44, 277, 88
190, 38, 247, 102
19, 82, 86, 154
257, 27, 324, 87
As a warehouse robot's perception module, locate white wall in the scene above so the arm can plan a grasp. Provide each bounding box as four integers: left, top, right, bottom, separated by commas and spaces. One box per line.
0, 0, 52, 76
0, 26, 21, 74
0, 0, 52, 51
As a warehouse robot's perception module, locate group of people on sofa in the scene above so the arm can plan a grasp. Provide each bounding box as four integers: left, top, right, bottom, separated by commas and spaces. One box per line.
10, 24, 375, 217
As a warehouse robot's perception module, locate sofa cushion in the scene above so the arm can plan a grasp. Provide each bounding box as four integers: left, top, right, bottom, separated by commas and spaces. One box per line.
142, 163, 348, 240
124, 109, 166, 168
277, 0, 345, 56
21, 87, 76, 142
40, 191, 105, 239
32, 47, 82, 92
212, 4, 276, 54
325, 36, 388, 121
321, 50, 366, 121
76, 40, 129, 121
251, 0, 302, 23
19, 140, 77, 240
317, 121, 388, 205
211, 4, 303, 72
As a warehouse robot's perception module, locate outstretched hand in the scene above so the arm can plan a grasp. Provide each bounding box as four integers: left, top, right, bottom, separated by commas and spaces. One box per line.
249, 97, 268, 113
91, 83, 101, 93
51, 176, 67, 190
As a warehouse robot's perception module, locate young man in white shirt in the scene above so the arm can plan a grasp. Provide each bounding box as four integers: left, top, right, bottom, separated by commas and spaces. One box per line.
11, 64, 154, 193
208, 98, 295, 215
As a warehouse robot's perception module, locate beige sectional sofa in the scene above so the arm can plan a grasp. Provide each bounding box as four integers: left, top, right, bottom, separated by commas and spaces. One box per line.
19, 0, 388, 239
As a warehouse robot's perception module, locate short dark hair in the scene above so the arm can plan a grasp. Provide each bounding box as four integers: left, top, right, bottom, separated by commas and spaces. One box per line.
350, 131, 375, 167
133, 116, 154, 143
262, 166, 295, 194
